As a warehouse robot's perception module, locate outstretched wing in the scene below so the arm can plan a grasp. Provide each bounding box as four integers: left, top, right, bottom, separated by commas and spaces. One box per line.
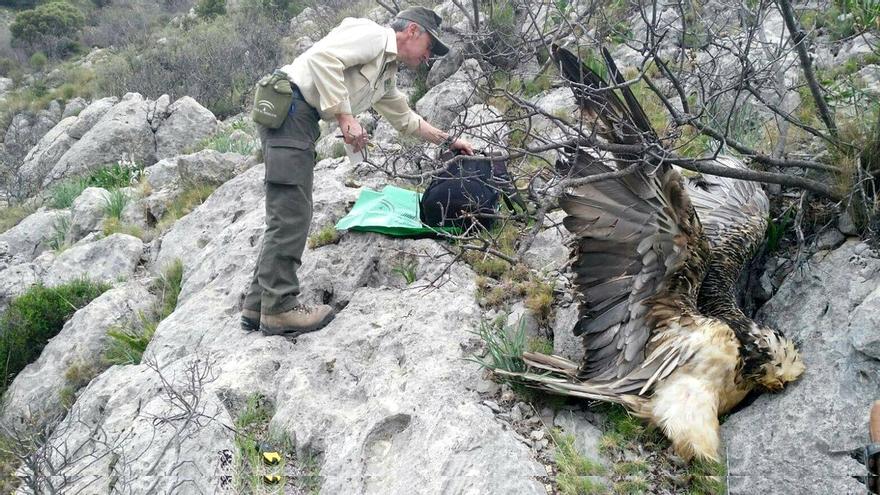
554, 46, 713, 394
684, 157, 769, 328
683, 156, 769, 249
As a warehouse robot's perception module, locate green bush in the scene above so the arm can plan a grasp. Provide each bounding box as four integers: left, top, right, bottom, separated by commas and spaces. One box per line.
195, 0, 227, 19
10, 1, 85, 56
27, 51, 46, 70
0, 279, 111, 394
47, 178, 87, 209
104, 260, 183, 365
102, 189, 129, 220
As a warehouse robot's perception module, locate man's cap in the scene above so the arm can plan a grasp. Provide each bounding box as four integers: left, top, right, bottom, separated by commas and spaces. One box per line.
396, 6, 449, 56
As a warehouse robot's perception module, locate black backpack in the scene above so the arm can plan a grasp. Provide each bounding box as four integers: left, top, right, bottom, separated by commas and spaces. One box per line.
419, 151, 523, 231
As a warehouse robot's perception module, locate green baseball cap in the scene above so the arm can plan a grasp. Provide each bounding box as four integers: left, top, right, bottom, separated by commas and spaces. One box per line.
396, 6, 450, 56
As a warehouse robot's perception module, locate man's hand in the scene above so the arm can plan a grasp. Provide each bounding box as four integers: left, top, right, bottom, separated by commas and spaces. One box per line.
336, 114, 370, 152
450, 138, 475, 156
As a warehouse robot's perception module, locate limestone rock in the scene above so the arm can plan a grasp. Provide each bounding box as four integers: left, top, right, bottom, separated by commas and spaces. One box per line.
43, 234, 144, 287
66, 96, 118, 139
416, 59, 484, 130
154, 96, 218, 160
69, 187, 111, 241
2, 282, 157, 428
452, 104, 508, 153
0, 209, 70, 262
61, 97, 88, 119
426, 45, 465, 88
46, 94, 154, 187
722, 241, 880, 494
552, 302, 582, 363
17, 116, 78, 195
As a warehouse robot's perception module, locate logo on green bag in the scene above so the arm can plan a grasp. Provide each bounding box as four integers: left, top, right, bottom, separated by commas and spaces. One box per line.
255, 100, 278, 118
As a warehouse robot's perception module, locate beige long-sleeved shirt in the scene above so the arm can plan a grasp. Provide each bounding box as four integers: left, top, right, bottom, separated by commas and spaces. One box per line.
280, 18, 423, 135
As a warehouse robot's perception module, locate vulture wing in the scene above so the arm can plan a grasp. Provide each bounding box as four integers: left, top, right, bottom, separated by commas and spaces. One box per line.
553, 46, 712, 394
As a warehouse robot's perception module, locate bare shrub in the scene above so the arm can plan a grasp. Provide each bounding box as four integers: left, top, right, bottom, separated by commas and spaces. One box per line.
96, 6, 286, 118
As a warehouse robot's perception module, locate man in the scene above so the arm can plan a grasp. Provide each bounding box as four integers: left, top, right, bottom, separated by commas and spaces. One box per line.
242, 7, 475, 336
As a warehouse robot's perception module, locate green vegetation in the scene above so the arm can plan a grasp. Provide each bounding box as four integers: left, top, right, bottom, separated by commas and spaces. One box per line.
95, 6, 287, 118
195, 0, 227, 19
59, 358, 102, 408
101, 217, 146, 240
409, 64, 429, 107
391, 258, 418, 284
526, 335, 553, 354
0, 204, 35, 233
10, 1, 85, 57
104, 259, 183, 365
551, 429, 608, 495
0, 65, 97, 133
0, 279, 111, 395
232, 393, 321, 494
48, 214, 71, 251
155, 183, 217, 232
470, 318, 527, 374
47, 161, 142, 210
594, 403, 726, 494
48, 178, 87, 209
192, 121, 258, 156
101, 188, 129, 220
307, 224, 340, 249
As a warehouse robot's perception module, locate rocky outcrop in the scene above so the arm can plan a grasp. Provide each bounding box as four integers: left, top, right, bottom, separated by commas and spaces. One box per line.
43, 233, 144, 287
154, 96, 218, 160
18, 150, 549, 493
36, 94, 218, 189
722, 240, 880, 494
45, 93, 155, 186
416, 58, 484, 130
2, 282, 157, 428
3, 103, 62, 165
0, 209, 70, 263
69, 187, 111, 241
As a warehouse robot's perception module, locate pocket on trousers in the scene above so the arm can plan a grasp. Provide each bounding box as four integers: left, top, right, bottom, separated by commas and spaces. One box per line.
264, 138, 315, 185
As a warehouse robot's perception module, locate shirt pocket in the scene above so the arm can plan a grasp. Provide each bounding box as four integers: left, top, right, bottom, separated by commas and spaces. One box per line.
263, 138, 316, 186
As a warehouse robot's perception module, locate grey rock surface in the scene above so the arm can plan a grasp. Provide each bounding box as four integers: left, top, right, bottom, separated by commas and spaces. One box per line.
815, 228, 846, 251
69, 187, 111, 241
17, 116, 78, 195
61, 97, 88, 119
43, 233, 144, 287
552, 302, 582, 363
416, 59, 484, 130
850, 286, 880, 360
66, 96, 118, 139
0, 209, 70, 262
154, 96, 218, 160
426, 45, 465, 88
46, 93, 154, 186
722, 241, 880, 494
453, 104, 508, 153
554, 408, 606, 463
2, 282, 156, 428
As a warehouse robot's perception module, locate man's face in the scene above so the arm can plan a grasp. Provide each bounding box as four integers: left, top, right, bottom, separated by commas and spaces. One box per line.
398, 24, 433, 70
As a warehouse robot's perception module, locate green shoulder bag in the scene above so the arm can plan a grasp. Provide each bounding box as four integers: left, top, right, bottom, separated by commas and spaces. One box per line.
252, 70, 293, 129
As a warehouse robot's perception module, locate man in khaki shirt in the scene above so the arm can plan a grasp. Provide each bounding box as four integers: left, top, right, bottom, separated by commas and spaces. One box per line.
242, 7, 474, 336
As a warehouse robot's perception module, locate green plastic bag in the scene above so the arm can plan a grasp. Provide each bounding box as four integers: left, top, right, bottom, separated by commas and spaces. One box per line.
335, 185, 457, 237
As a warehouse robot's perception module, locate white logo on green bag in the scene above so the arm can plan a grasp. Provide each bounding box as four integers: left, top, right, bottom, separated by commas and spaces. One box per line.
256, 100, 277, 117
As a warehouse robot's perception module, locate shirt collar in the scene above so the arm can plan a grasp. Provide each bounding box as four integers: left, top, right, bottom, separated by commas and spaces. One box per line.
384, 26, 398, 61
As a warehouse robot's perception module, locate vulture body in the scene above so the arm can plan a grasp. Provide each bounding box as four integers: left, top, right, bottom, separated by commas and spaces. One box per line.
496, 47, 804, 461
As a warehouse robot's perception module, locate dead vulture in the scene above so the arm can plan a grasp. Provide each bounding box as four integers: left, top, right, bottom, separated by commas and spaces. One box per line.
495, 46, 804, 461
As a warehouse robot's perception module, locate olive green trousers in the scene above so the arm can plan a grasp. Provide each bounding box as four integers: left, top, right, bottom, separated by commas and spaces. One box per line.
243, 94, 321, 315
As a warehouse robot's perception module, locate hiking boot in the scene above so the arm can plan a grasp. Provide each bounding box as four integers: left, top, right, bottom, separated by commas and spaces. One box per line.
241, 308, 261, 331
260, 304, 334, 337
